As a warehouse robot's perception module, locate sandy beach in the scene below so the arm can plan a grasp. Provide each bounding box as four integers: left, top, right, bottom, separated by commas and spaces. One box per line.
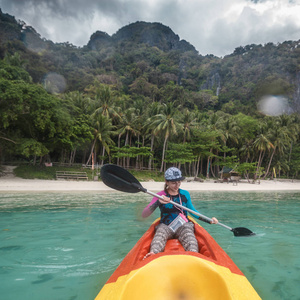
0, 166, 299, 192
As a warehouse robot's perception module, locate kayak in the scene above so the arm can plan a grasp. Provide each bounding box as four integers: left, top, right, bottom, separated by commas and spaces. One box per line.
95, 218, 261, 300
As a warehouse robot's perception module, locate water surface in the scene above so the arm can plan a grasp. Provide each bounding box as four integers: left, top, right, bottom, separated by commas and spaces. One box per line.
0, 191, 299, 300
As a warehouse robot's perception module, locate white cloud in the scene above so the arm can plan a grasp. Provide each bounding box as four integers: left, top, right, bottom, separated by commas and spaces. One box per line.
1, 0, 300, 56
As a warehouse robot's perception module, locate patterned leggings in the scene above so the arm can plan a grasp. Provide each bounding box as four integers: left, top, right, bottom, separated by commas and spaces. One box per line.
150, 222, 199, 254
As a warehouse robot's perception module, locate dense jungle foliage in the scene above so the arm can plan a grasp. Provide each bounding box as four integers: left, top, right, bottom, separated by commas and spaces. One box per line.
1, 9, 300, 179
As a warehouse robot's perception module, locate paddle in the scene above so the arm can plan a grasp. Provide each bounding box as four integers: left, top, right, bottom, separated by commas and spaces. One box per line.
100, 164, 255, 237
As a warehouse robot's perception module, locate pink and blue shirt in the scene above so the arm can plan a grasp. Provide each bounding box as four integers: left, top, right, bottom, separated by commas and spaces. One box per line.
142, 189, 210, 225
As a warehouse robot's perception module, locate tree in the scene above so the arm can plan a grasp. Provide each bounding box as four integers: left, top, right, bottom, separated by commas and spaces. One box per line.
253, 121, 274, 179
86, 114, 115, 166
116, 107, 140, 167
61, 91, 93, 164
144, 102, 163, 169
181, 108, 197, 143
191, 129, 220, 178
149, 102, 182, 172
165, 143, 195, 175
90, 83, 120, 121
264, 115, 298, 178
0, 72, 72, 164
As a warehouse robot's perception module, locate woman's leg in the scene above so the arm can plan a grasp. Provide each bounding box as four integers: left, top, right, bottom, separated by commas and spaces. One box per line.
150, 223, 173, 254
175, 222, 199, 252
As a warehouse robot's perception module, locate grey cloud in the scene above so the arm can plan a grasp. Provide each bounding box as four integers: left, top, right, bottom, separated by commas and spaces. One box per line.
2, 0, 145, 20
1, 0, 300, 56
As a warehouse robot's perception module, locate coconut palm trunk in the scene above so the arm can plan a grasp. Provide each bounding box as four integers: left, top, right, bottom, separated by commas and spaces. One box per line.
160, 134, 169, 172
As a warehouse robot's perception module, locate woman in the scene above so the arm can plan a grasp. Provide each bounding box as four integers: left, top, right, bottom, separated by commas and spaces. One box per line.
142, 167, 218, 259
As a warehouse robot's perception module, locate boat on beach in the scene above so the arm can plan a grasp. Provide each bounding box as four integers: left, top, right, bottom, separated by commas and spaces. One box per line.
95, 218, 261, 300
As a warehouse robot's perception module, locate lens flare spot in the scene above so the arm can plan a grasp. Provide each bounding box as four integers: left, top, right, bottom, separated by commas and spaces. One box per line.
43, 72, 67, 94
258, 95, 289, 116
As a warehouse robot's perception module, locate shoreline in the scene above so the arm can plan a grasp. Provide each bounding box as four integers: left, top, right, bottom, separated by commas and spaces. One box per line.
0, 176, 300, 192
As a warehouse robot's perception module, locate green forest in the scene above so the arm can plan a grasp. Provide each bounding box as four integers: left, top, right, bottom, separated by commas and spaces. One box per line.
1, 10, 300, 179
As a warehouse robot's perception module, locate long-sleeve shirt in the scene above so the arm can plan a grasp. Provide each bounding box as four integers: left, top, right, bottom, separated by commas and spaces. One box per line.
142, 189, 210, 225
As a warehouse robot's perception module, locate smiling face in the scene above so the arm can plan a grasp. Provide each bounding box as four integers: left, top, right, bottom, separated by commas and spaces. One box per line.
166, 180, 181, 195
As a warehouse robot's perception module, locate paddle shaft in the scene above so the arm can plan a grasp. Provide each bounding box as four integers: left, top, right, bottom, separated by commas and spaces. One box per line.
145, 189, 233, 231
100, 164, 254, 236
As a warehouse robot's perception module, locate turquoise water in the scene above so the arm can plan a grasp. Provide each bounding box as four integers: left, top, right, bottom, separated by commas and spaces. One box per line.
0, 191, 299, 300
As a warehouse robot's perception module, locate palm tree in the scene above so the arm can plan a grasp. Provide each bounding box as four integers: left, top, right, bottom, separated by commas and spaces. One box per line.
91, 84, 120, 121
144, 102, 163, 169
239, 138, 254, 163
182, 108, 197, 143
116, 107, 140, 167
63, 91, 92, 115
130, 99, 147, 168
219, 115, 240, 157
235, 113, 259, 165
179, 108, 197, 171
253, 120, 274, 180
203, 112, 225, 178
264, 115, 298, 178
86, 115, 115, 166
149, 102, 182, 172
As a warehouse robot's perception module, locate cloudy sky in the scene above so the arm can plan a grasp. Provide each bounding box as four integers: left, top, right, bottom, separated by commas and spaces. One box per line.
1, 0, 300, 57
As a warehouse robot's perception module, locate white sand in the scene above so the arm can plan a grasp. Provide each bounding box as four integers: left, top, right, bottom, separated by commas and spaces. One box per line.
0, 165, 299, 192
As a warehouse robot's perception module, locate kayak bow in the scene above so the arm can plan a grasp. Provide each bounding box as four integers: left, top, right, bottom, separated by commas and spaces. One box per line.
95, 219, 261, 300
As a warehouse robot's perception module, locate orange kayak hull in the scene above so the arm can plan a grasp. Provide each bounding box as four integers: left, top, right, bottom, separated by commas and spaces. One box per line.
95, 219, 261, 299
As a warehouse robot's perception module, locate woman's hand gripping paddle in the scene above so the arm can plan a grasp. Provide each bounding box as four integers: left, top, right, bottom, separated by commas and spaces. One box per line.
100, 164, 255, 237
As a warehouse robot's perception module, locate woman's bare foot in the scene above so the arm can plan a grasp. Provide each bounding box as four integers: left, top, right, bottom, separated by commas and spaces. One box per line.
143, 252, 155, 260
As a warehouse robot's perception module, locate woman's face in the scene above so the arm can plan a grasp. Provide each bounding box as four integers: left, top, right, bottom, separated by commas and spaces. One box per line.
167, 180, 181, 194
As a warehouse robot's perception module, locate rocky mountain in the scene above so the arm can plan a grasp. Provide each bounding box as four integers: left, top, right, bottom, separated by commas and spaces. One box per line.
0, 9, 22, 42
87, 31, 112, 51
88, 21, 196, 53
0, 9, 195, 54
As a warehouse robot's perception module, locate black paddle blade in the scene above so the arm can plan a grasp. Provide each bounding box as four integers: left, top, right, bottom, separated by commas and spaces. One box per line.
232, 227, 255, 237
100, 164, 145, 193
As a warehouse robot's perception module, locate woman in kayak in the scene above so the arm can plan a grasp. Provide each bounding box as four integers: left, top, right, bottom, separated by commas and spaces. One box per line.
142, 167, 218, 259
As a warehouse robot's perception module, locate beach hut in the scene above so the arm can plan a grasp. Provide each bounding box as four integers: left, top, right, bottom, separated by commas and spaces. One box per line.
219, 167, 240, 183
